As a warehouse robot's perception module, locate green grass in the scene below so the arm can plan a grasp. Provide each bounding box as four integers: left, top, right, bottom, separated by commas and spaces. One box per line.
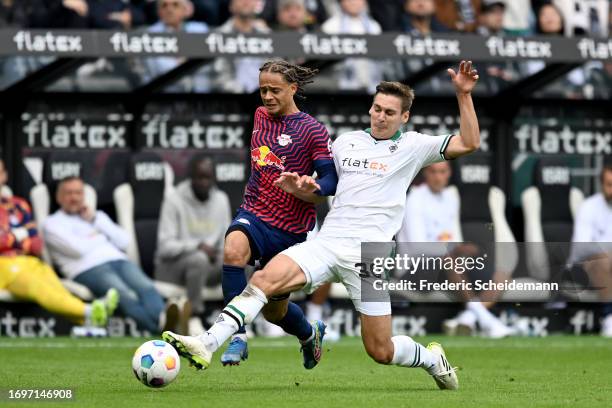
1, 336, 611, 408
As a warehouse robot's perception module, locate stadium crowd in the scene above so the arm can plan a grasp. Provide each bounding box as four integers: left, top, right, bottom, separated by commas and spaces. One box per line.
1, 0, 611, 97
0, 0, 609, 38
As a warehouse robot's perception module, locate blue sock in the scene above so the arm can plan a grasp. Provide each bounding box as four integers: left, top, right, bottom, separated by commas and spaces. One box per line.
276, 302, 313, 342
222, 264, 247, 335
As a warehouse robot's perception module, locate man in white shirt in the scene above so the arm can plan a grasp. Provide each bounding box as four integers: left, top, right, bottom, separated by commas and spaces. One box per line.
570, 164, 612, 337
397, 161, 514, 338
44, 176, 182, 334
164, 60, 481, 391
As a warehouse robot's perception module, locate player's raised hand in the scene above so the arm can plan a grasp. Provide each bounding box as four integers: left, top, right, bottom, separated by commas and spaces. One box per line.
447, 60, 479, 94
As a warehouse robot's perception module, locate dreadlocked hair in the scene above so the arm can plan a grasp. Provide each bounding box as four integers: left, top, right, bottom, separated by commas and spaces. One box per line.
259, 59, 318, 99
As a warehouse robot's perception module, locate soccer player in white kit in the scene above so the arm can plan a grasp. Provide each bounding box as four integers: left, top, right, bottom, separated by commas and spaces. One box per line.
163, 61, 481, 390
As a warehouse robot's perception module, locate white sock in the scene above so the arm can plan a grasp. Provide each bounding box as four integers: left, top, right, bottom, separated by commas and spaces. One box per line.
391, 336, 437, 373
467, 302, 498, 331
199, 284, 267, 352
306, 302, 323, 322
83, 304, 92, 325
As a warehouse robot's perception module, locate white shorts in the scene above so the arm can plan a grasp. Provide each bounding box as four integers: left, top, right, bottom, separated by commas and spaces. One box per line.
281, 237, 391, 316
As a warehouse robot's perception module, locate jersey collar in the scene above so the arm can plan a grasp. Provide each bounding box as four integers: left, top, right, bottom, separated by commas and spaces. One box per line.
365, 128, 402, 142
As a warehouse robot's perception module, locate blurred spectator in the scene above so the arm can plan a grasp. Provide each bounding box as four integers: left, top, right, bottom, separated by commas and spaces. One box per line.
44, 176, 184, 335
149, 0, 207, 32
87, 0, 145, 29
535, 2, 564, 35
476, 0, 504, 35
434, 0, 481, 32
321, 0, 382, 93
0, 159, 117, 329
569, 164, 612, 337
146, 0, 210, 92
274, 0, 309, 31
211, 0, 270, 93
477, 1, 519, 93
1, 0, 88, 28
401, 0, 450, 34
260, 0, 327, 28
367, 0, 403, 31
553, 0, 609, 37
0, 0, 29, 27
397, 162, 514, 338
501, 0, 532, 35
190, 0, 230, 26
155, 157, 231, 336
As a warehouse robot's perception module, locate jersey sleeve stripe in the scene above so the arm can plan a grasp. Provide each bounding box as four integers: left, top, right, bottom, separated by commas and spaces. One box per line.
439, 134, 455, 160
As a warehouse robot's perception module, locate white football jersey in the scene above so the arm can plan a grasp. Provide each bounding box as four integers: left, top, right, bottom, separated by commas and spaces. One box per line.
318, 129, 453, 242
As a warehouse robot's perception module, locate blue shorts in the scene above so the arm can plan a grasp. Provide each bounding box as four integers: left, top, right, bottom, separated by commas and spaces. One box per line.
226, 208, 307, 267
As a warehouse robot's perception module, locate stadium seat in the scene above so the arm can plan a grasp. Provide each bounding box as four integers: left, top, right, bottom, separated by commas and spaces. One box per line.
113, 152, 170, 276
521, 158, 587, 300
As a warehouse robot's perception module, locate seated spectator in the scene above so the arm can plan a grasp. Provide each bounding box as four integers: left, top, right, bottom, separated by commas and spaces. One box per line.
211, 0, 270, 93
477, 0, 504, 35
501, 0, 532, 35
274, 0, 310, 31
44, 176, 185, 335
434, 0, 480, 32
0, 159, 117, 329
401, 0, 450, 35
569, 164, 612, 337
396, 162, 514, 338
535, 2, 564, 35
146, 0, 210, 92
321, 0, 383, 93
155, 157, 231, 335
477, 1, 519, 93
87, 0, 145, 29
261, 0, 327, 28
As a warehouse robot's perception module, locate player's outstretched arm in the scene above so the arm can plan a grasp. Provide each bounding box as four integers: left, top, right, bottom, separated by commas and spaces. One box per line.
273, 172, 326, 204
444, 60, 480, 160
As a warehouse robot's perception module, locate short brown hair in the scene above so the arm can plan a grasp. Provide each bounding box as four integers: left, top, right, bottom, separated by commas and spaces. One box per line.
374, 81, 415, 113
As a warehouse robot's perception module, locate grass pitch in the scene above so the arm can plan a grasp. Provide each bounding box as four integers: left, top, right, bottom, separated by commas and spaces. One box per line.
1, 336, 611, 408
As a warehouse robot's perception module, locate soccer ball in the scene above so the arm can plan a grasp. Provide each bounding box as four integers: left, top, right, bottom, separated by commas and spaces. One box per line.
132, 340, 180, 388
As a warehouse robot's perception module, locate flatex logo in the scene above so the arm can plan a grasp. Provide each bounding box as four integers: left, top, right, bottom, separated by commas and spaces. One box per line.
486, 37, 552, 58
300, 34, 368, 55
13, 31, 82, 53
393, 35, 460, 57
110, 32, 178, 54
577, 39, 612, 59
205, 33, 273, 54
341, 157, 388, 172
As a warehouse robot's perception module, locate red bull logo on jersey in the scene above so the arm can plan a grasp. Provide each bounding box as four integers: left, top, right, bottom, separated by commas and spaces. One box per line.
251, 146, 286, 171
